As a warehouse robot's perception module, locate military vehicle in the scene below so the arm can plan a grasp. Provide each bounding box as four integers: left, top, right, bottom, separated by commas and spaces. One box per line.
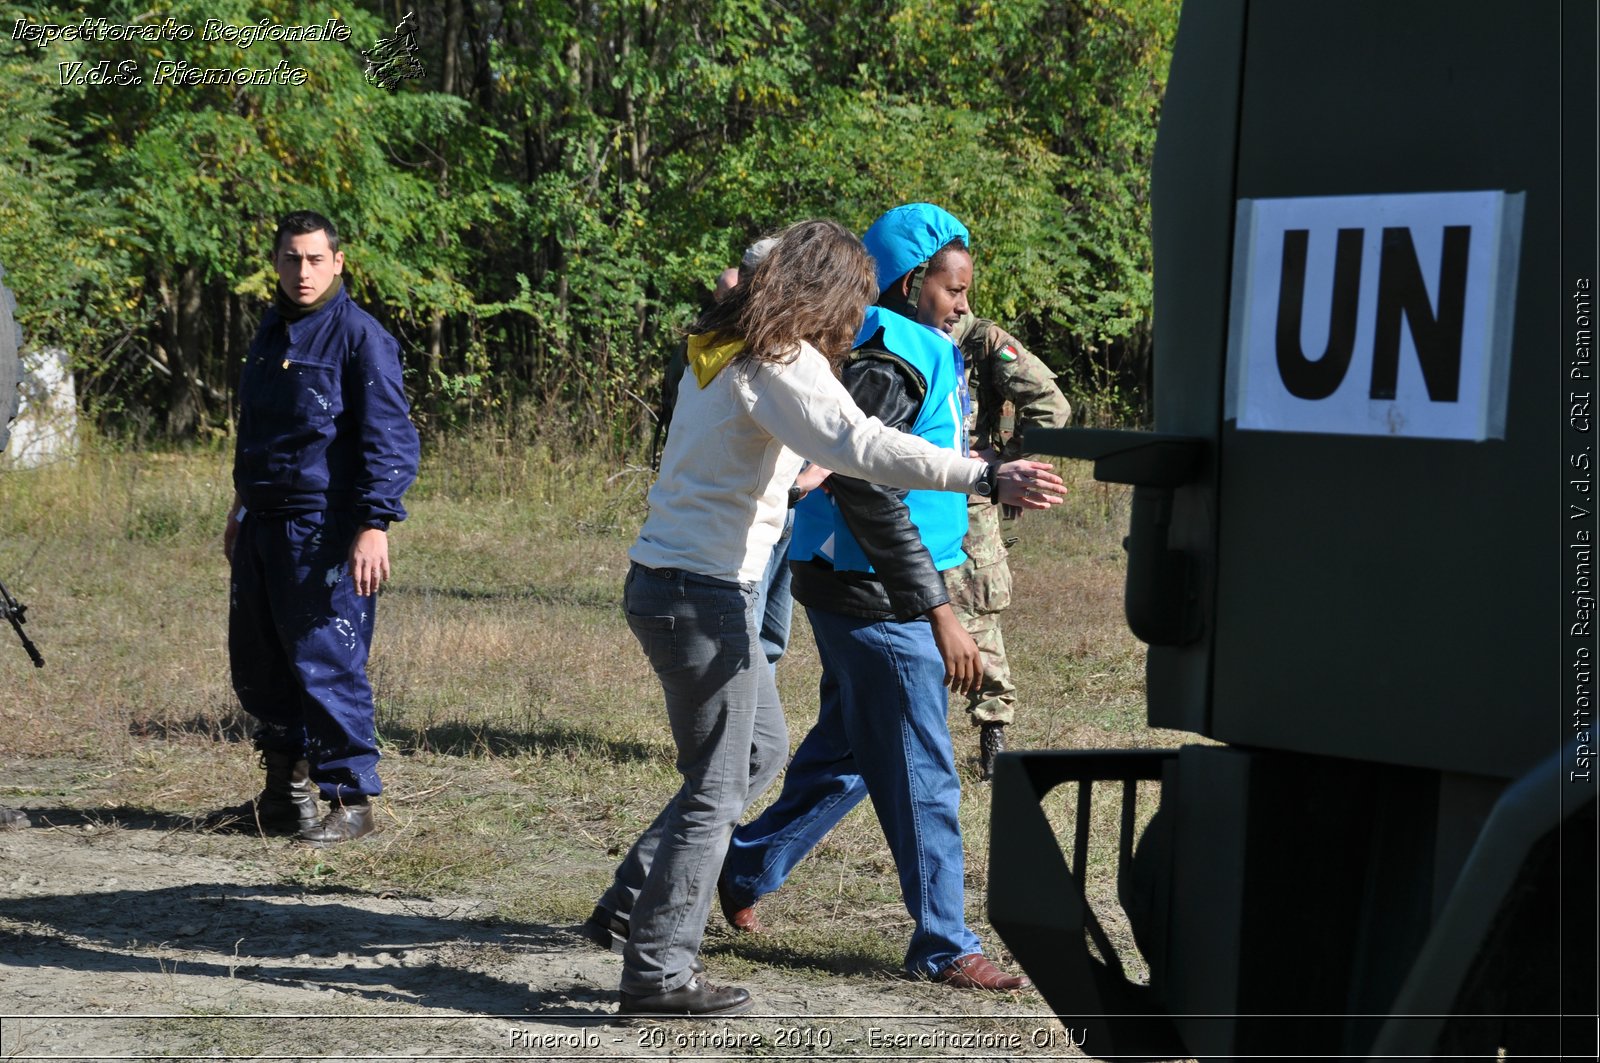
989, 2, 1597, 1058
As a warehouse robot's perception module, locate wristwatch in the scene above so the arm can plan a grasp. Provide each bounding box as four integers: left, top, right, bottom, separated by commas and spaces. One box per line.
974, 463, 1002, 504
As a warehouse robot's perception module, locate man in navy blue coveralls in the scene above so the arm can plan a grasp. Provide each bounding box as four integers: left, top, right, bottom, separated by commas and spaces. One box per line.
212, 210, 419, 845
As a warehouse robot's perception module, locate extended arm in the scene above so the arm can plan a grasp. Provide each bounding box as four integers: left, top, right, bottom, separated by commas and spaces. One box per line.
744, 342, 1063, 504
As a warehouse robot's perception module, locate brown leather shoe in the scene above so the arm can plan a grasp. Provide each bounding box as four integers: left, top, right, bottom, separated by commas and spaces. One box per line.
717, 878, 766, 934
934, 953, 1032, 991
619, 973, 753, 1017
298, 802, 376, 846
206, 752, 319, 835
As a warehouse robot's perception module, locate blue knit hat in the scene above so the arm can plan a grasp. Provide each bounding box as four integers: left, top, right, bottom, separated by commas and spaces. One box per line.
860, 203, 971, 296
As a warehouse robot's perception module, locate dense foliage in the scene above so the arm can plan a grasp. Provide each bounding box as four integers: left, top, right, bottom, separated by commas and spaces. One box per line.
0, 0, 1178, 441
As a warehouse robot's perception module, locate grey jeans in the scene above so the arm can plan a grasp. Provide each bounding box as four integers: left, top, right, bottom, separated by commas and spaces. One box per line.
608, 562, 789, 994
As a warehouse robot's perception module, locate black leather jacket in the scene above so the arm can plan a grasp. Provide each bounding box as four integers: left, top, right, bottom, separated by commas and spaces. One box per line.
790, 332, 954, 622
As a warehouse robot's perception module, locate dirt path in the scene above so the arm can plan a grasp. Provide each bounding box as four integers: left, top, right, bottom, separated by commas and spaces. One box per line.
0, 806, 1085, 1061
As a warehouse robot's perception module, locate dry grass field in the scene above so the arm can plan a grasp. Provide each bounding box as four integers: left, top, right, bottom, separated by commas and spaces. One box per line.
0, 430, 1190, 1059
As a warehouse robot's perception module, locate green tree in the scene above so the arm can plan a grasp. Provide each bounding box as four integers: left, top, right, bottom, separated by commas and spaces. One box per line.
4, 0, 517, 435
1, 0, 1178, 440
0, 3, 137, 415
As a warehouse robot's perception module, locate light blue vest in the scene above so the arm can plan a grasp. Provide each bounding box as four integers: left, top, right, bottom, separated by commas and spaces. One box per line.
792, 306, 970, 574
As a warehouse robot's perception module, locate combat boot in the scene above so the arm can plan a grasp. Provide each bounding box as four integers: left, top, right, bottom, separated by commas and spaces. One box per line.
207, 750, 320, 835
979, 722, 1006, 782
299, 800, 376, 846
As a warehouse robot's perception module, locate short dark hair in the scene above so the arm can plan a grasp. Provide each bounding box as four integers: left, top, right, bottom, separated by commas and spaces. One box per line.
925, 237, 968, 276
274, 211, 340, 255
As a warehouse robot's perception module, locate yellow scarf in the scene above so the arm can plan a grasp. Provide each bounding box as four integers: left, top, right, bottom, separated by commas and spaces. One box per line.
686, 332, 745, 388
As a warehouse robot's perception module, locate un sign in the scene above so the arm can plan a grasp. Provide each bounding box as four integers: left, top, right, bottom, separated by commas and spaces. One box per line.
1226, 190, 1524, 440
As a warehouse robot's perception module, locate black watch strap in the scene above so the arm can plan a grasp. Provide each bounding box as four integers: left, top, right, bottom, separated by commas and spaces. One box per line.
976, 463, 1001, 503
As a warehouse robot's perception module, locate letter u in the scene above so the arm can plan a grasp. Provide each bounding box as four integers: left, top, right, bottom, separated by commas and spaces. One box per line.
1275, 227, 1365, 399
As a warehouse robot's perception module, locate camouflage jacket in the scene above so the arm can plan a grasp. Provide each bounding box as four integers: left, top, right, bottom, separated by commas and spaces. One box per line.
950, 314, 1071, 460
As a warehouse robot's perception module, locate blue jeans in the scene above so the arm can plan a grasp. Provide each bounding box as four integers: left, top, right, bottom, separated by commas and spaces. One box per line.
722, 606, 982, 977
754, 508, 796, 668
606, 563, 789, 995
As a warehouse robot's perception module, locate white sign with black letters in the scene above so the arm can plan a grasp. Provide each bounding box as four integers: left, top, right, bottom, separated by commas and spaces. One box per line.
1226, 190, 1523, 440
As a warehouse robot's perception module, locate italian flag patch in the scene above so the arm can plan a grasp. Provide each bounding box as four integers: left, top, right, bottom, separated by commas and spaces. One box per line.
998, 344, 1018, 362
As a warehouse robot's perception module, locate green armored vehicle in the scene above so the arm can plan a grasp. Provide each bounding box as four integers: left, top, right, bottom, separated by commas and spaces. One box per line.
990, 2, 1597, 1058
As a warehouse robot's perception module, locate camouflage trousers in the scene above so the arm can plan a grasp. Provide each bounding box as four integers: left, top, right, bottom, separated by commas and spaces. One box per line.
944, 502, 1016, 727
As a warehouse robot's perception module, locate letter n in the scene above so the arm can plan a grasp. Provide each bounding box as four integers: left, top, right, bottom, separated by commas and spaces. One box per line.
1275, 228, 1364, 399
1370, 226, 1470, 401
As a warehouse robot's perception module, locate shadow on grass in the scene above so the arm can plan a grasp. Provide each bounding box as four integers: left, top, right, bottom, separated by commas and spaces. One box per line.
380, 719, 667, 764
707, 936, 897, 979
0, 879, 622, 1020
15, 804, 202, 833
15, 803, 406, 839
387, 583, 620, 612
126, 712, 256, 744
117, 717, 669, 765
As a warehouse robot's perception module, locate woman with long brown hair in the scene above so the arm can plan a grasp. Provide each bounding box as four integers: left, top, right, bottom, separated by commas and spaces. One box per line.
596, 218, 1061, 1017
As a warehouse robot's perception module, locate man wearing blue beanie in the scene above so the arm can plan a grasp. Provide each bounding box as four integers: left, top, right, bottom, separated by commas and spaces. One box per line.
719, 204, 1034, 992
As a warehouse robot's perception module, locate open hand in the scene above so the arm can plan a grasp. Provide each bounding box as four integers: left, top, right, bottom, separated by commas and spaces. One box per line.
994, 460, 1065, 510
349, 527, 391, 597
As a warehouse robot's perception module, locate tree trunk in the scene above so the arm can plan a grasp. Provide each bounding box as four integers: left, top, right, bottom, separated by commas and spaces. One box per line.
442, 0, 464, 96
164, 265, 206, 436
212, 278, 229, 419
428, 311, 444, 381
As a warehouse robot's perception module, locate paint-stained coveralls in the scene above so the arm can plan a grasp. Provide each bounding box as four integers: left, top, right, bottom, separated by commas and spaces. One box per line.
230, 285, 419, 802
944, 314, 1071, 728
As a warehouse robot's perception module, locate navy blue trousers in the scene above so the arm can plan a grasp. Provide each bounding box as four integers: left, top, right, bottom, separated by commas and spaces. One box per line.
228, 511, 382, 801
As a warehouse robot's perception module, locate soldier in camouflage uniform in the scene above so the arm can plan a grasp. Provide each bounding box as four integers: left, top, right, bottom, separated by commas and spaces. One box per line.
944, 313, 1072, 779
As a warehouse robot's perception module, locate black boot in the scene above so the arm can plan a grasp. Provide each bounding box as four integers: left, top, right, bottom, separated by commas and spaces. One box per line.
298, 800, 376, 846
979, 722, 1006, 782
207, 750, 320, 835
